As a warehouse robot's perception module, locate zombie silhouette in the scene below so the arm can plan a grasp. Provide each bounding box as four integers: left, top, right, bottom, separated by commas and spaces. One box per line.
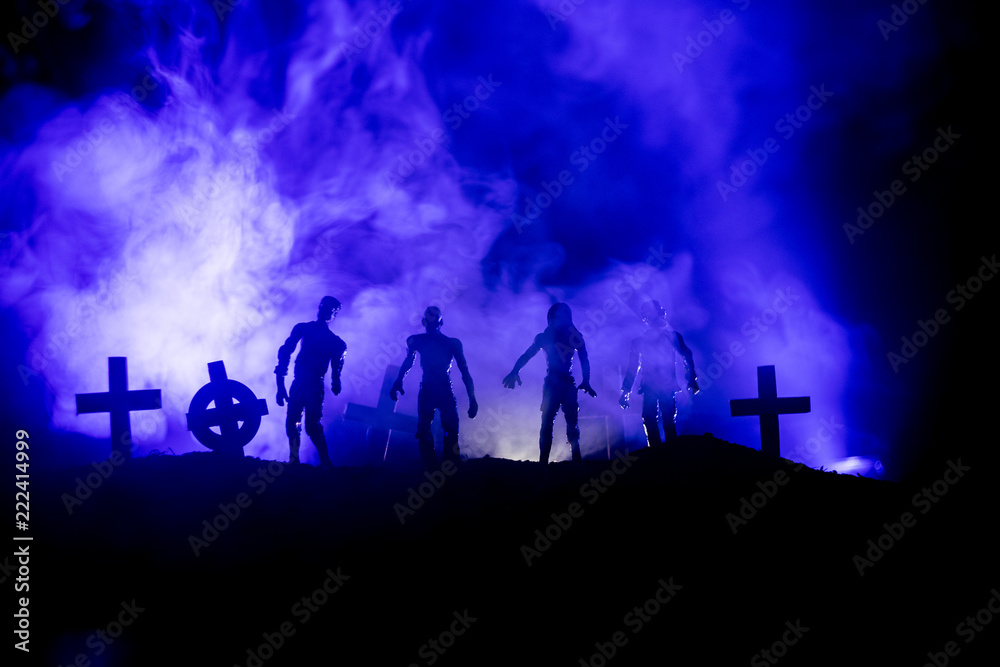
619, 300, 699, 446
503, 303, 596, 464
390, 306, 478, 469
275, 296, 347, 466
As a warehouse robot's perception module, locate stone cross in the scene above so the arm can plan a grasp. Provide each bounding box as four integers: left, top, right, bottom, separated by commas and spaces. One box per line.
186, 360, 268, 455
730, 365, 810, 457
344, 365, 418, 463
76, 356, 161, 459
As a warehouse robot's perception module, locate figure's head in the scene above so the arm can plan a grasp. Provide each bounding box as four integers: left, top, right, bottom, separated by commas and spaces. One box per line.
318, 296, 341, 321
422, 306, 443, 331
547, 302, 573, 327
639, 300, 667, 326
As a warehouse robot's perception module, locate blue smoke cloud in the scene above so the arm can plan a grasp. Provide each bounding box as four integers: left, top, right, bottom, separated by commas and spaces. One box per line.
0, 0, 977, 478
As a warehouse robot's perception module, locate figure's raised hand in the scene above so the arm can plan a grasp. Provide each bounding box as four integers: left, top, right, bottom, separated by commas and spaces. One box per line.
468, 398, 479, 419
502, 371, 521, 389
331, 377, 342, 396
579, 381, 597, 398
390, 380, 404, 401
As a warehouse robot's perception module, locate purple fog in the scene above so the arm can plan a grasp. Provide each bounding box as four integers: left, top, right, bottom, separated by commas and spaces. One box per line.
0, 0, 984, 479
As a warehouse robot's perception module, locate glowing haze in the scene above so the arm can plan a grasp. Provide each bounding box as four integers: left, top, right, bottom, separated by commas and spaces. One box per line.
0, 0, 953, 476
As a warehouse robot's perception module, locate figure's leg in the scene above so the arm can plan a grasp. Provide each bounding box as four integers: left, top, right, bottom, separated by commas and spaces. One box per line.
440, 391, 461, 464
415, 386, 438, 469
285, 381, 304, 464
641, 390, 662, 447
303, 380, 331, 467
538, 379, 558, 465
663, 393, 678, 441
562, 382, 582, 462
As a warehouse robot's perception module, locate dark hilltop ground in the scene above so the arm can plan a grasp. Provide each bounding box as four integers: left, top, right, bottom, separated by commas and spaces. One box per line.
23, 434, 997, 666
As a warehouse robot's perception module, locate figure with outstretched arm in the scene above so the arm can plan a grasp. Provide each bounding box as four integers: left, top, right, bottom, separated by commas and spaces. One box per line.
503, 303, 596, 464
619, 300, 698, 447
389, 306, 477, 469
275, 296, 346, 466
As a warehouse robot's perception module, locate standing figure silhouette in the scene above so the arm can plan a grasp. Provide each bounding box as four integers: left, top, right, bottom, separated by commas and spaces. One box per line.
275, 296, 347, 466
503, 303, 596, 464
390, 306, 478, 469
619, 300, 698, 446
